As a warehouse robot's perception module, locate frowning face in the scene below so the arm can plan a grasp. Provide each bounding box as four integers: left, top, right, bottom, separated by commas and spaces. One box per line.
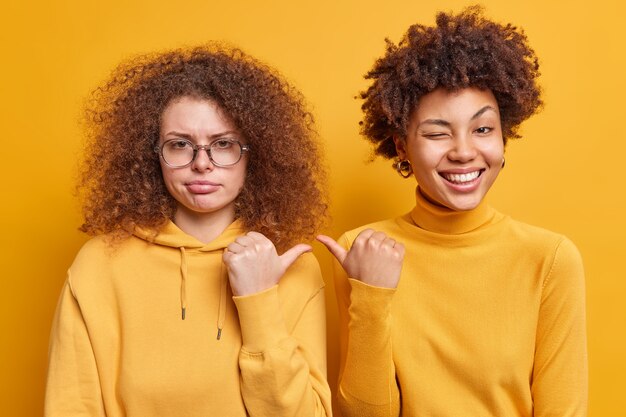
158, 96, 247, 226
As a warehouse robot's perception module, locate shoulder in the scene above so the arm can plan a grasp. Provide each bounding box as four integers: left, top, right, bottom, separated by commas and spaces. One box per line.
68, 234, 143, 291
504, 218, 584, 282
70, 235, 112, 275
506, 218, 581, 257
279, 251, 324, 295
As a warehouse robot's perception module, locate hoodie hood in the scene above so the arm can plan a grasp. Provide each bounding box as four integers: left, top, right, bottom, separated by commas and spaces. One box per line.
134, 219, 244, 251
133, 219, 244, 340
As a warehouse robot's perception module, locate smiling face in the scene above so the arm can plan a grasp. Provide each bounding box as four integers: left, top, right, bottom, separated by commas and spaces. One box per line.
394, 87, 504, 211
159, 96, 247, 229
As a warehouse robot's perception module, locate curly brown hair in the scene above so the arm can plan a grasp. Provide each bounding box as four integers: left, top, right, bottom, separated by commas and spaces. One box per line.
78, 44, 327, 250
360, 5, 543, 159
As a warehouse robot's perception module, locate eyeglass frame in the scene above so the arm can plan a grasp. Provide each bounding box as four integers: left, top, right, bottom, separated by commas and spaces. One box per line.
154, 138, 250, 168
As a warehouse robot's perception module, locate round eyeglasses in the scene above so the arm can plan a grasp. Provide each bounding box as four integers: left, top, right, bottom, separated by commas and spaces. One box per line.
155, 139, 250, 168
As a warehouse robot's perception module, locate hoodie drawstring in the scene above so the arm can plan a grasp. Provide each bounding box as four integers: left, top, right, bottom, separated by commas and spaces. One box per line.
179, 246, 228, 341
217, 257, 228, 340
179, 247, 188, 320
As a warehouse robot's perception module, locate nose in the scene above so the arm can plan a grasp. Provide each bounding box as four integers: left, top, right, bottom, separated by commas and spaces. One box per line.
447, 135, 478, 163
191, 147, 215, 171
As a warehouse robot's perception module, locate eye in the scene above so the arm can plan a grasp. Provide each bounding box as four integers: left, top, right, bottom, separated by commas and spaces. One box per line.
168, 139, 192, 149
423, 133, 448, 139
475, 126, 493, 135
212, 139, 235, 149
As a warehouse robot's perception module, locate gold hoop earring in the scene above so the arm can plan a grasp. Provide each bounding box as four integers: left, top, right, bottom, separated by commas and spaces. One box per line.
501, 157, 506, 169
395, 159, 413, 178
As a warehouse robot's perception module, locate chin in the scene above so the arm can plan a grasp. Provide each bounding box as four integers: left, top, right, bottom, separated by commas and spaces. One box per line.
449, 203, 481, 212
439, 195, 484, 212
421, 186, 487, 212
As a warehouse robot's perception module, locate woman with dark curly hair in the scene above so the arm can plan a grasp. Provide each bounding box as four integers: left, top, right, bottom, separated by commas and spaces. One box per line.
318, 6, 587, 417
45, 45, 331, 417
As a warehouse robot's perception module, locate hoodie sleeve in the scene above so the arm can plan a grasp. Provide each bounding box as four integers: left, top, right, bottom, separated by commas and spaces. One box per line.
334, 233, 400, 417
44, 277, 106, 417
232, 255, 332, 417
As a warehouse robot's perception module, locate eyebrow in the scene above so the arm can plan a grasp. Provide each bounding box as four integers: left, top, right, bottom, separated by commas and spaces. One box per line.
419, 105, 498, 128
163, 130, 240, 139
471, 105, 497, 120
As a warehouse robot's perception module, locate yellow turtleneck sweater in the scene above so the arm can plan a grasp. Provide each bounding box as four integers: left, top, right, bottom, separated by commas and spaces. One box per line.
45, 220, 332, 417
334, 191, 587, 417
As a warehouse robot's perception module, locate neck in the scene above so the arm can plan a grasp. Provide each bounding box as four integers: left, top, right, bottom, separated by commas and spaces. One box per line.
173, 205, 236, 244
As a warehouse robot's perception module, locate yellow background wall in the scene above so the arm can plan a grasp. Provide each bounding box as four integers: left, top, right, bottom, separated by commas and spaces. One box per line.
2, 0, 624, 415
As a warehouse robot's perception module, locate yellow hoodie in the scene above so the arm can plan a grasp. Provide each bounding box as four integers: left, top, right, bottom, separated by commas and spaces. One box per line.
334, 190, 587, 417
45, 220, 332, 417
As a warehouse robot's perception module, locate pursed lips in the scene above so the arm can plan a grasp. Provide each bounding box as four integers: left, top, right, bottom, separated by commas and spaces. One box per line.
185, 180, 221, 193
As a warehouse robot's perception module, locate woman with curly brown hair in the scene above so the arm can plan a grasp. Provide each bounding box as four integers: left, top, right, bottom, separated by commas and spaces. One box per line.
45, 45, 331, 417
318, 6, 587, 417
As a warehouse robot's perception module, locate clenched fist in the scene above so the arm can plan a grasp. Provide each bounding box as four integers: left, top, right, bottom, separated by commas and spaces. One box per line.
317, 229, 405, 289
223, 231, 312, 296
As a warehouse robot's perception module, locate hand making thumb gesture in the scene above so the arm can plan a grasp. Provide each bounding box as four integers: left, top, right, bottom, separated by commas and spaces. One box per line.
317, 229, 405, 289
223, 231, 311, 296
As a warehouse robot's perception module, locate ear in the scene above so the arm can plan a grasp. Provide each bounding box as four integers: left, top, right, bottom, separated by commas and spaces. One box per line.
393, 136, 407, 159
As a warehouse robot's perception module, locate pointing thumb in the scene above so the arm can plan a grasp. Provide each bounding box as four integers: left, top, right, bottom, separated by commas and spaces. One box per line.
316, 235, 348, 265
279, 243, 312, 271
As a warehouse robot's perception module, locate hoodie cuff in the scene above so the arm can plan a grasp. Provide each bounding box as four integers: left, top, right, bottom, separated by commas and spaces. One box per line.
233, 285, 288, 353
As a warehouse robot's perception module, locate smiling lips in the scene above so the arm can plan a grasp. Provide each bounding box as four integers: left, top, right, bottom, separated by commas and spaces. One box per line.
440, 170, 483, 185
185, 180, 221, 194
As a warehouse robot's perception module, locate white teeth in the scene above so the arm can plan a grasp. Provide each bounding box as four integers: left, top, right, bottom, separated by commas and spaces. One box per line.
442, 171, 480, 184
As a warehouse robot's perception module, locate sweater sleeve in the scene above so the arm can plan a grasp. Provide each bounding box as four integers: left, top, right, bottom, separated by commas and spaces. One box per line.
532, 237, 588, 416
334, 234, 400, 417
232, 262, 332, 417
44, 277, 106, 417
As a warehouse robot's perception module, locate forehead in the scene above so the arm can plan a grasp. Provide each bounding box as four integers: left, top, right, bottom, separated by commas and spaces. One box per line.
411, 87, 500, 123
160, 96, 237, 132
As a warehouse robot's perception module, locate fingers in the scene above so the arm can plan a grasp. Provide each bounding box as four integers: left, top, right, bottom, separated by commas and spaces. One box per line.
245, 231, 269, 242
377, 235, 405, 261
317, 229, 403, 264
354, 228, 375, 241
355, 229, 401, 252
226, 241, 245, 254
380, 235, 402, 250
279, 243, 312, 270
316, 234, 348, 264
352, 229, 386, 252
346, 229, 405, 288
395, 242, 406, 258
353, 228, 382, 245
226, 232, 271, 254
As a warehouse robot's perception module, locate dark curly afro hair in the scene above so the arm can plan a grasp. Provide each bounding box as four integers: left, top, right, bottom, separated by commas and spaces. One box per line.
78, 44, 327, 251
360, 5, 543, 159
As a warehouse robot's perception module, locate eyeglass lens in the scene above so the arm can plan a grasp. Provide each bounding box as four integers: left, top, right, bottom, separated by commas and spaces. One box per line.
162, 140, 244, 167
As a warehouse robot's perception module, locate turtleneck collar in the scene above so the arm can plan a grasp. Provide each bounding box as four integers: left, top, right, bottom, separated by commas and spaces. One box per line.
410, 187, 498, 235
